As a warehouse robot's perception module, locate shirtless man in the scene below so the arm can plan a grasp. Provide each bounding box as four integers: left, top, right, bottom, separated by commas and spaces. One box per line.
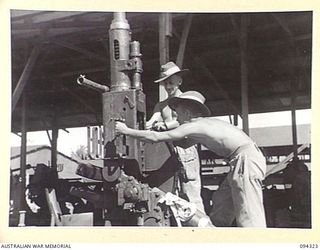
146, 61, 205, 213
115, 91, 267, 227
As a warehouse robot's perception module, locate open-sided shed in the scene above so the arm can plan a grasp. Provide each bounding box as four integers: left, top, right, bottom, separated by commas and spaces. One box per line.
11, 10, 312, 133
9, 10, 312, 228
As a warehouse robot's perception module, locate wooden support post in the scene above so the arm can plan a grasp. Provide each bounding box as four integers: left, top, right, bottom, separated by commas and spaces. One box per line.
233, 114, 238, 126
291, 79, 298, 159
51, 118, 59, 178
92, 127, 98, 158
99, 126, 103, 158
18, 94, 27, 226
240, 15, 249, 135
45, 129, 52, 145
271, 14, 300, 159
12, 45, 41, 111
87, 126, 91, 157
176, 15, 192, 68
159, 13, 172, 101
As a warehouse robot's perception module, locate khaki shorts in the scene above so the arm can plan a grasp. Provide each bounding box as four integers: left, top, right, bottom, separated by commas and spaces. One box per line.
210, 143, 267, 227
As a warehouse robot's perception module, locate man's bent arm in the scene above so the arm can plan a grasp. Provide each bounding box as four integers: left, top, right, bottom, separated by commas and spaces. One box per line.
146, 112, 162, 129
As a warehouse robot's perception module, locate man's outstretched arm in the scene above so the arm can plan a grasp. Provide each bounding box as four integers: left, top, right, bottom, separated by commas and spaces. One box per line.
115, 121, 196, 143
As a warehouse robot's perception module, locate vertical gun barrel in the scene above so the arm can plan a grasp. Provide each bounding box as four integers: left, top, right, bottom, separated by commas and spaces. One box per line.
109, 12, 132, 91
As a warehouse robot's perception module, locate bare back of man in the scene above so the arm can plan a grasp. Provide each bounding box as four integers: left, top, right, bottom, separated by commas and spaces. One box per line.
162, 117, 253, 159
186, 117, 252, 157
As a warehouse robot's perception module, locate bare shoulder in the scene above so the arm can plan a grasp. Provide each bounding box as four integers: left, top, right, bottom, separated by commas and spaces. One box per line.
200, 117, 232, 125
190, 117, 218, 124
190, 117, 233, 128
181, 118, 209, 130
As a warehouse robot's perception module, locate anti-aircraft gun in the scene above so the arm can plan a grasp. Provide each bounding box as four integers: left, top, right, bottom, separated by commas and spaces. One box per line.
72, 12, 212, 227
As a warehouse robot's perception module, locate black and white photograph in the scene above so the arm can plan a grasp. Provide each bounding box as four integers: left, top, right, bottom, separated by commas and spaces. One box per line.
1, 0, 319, 245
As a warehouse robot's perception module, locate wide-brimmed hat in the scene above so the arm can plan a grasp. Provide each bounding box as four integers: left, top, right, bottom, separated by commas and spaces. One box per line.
154, 62, 189, 83
168, 91, 211, 117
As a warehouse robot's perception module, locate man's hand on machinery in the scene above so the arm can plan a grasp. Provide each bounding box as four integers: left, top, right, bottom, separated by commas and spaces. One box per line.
152, 121, 168, 131
115, 121, 129, 135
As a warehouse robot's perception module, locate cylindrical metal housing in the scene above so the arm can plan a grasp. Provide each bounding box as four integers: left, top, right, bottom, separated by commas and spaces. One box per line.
130, 41, 143, 90
109, 12, 131, 91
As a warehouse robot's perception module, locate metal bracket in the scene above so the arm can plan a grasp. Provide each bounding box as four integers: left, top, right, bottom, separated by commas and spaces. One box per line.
124, 95, 135, 109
